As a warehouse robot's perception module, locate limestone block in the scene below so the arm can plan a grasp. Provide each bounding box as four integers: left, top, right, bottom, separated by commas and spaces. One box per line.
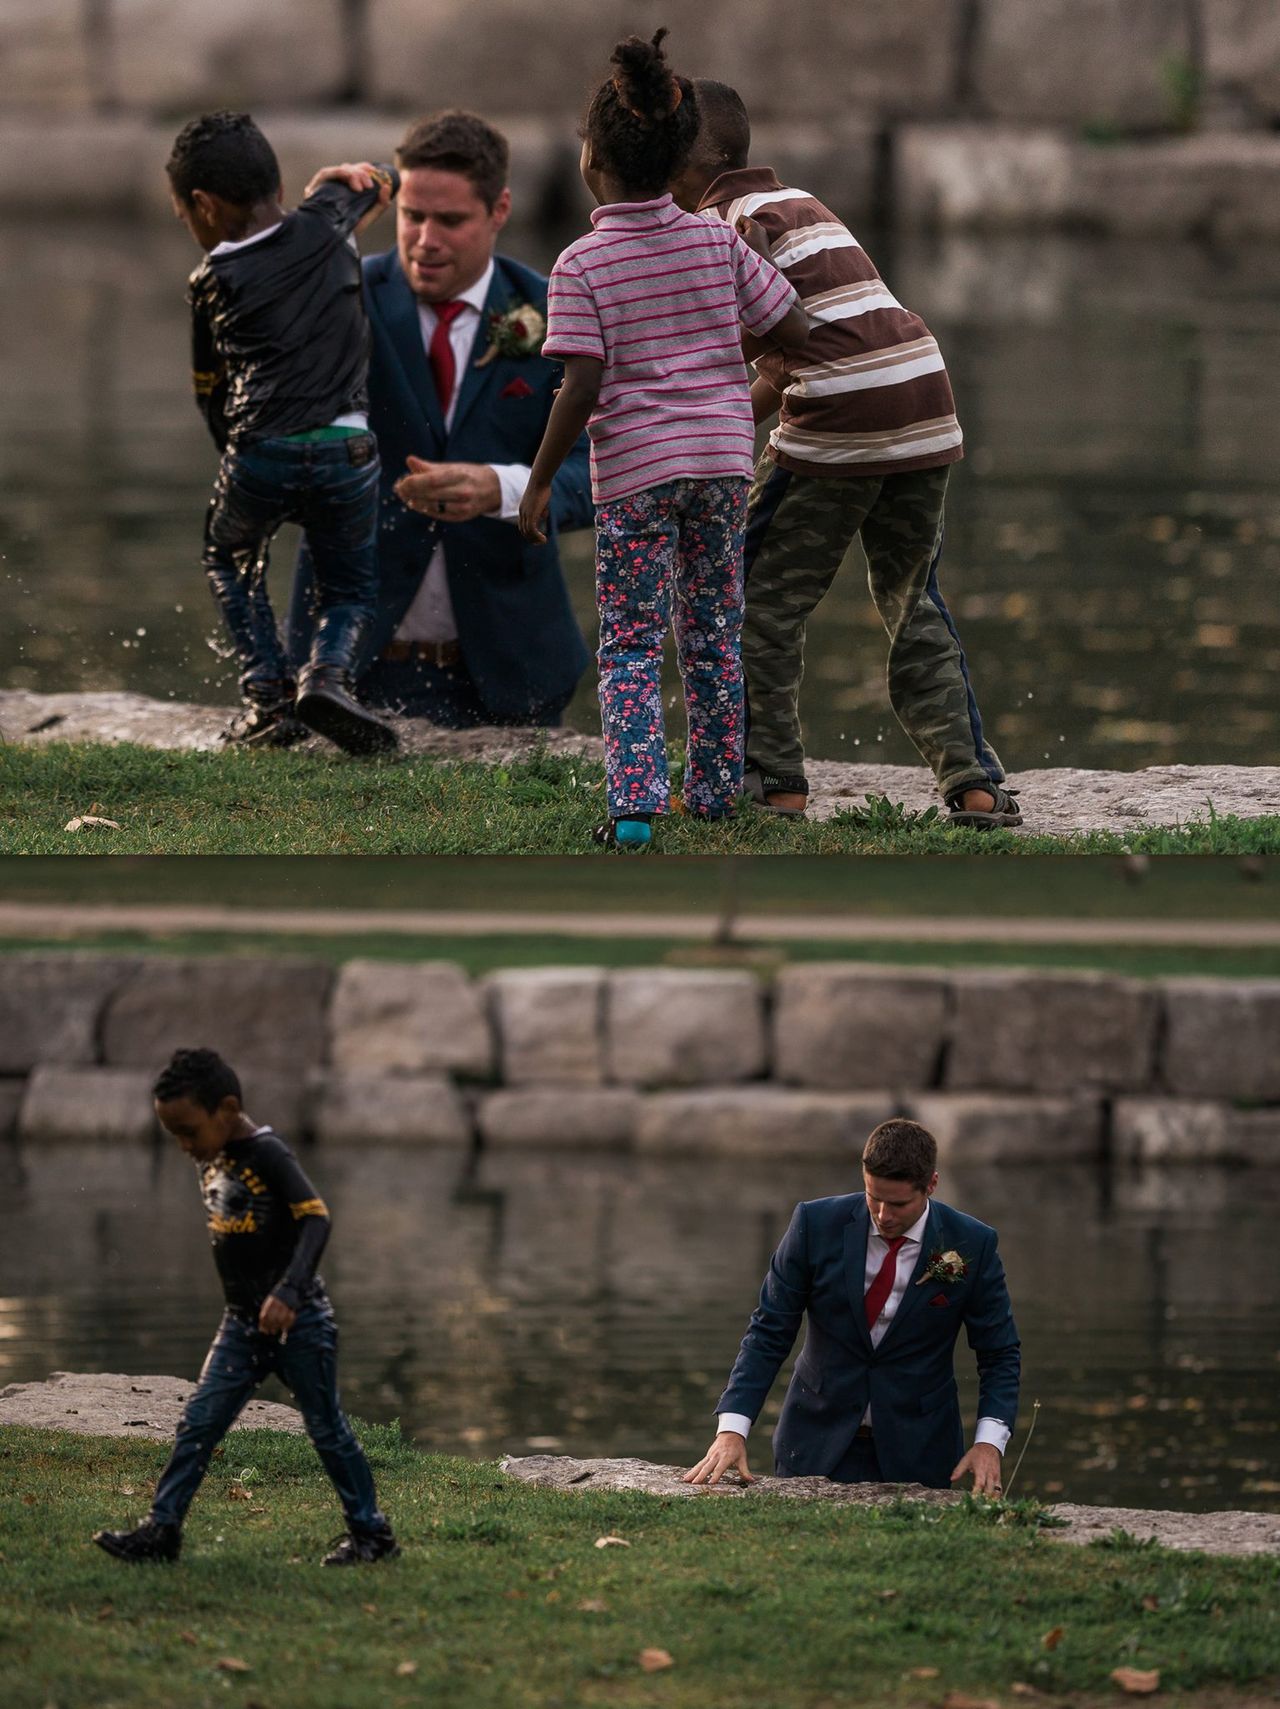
773, 965, 948, 1090
112, 0, 347, 113
605, 971, 766, 1088
328, 960, 493, 1077
1160, 979, 1280, 1100
972, 0, 1194, 130
1204, 1, 1280, 124
19, 1066, 156, 1144
0, 1, 95, 112
634, 1088, 898, 1158
1113, 1098, 1280, 1166
905, 1094, 1104, 1163
0, 954, 139, 1073
0, 118, 156, 217
234, 1069, 315, 1145
485, 968, 605, 1086
1073, 135, 1280, 242
476, 1088, 640, 1150
944, 971, 1157, 1094
749, 120, 881, 225
894, 124, 1079, 231
102, 957, 332, 1073
311, 1073, 470, 1146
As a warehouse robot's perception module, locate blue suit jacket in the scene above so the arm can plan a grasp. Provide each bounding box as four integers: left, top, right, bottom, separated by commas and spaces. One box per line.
718, 1195, 1020, 1487
288, 249, 593, 719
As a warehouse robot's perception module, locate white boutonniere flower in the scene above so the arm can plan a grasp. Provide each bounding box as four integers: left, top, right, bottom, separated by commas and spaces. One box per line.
475, 303, 546, 367
916, 1248, 968, 1286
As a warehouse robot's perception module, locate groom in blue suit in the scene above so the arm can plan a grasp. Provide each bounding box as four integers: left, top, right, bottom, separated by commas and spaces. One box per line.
289, 112, 592, 727
686, 1119, 1020, 1493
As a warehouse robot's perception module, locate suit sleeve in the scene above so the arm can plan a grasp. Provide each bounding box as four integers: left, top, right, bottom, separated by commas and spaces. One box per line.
549, 427, 594, 534
964, 1229, 1020, 1433
715, 1202, 811, 1423
300, 164, 400, 240
189, 275, 229, 452
253, 1136, 332, 1311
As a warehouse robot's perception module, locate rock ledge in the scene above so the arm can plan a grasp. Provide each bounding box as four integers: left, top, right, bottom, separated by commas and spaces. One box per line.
0, 1371, 304, 1439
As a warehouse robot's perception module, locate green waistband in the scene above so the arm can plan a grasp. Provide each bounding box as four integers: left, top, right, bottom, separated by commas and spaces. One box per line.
282, 425, 367, 443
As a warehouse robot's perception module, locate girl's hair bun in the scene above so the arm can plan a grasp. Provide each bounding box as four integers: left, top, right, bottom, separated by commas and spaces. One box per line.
610, 27, 682, 124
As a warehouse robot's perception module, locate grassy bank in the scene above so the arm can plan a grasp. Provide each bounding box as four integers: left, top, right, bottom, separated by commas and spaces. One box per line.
3, 928, 1280, 981
3, 743, 1279, 855
2, 1424, 1276, 1709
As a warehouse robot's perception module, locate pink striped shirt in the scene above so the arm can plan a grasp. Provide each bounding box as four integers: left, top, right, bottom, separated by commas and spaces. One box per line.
542, 194, 797, 504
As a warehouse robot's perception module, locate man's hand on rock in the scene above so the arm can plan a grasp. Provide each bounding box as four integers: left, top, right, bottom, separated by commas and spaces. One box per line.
682, 1430, 754, 1486
950, 1441, 1004, 1497
394, 457, 501, 522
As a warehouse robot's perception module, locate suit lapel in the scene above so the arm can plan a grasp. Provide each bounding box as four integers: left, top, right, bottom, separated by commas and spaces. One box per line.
377, 257, 447, 446
449, 267, 516, 443
843, 1201, 875, 1354
877, 1203, 941, 1349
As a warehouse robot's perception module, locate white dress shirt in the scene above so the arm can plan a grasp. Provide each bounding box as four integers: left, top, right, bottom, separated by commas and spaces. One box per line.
719, 1203, 1011, 1454
393, 258, 531, 644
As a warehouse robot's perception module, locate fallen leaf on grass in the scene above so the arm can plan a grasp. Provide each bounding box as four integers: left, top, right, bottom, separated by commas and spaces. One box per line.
215, 1657, 251, 1674
227, 1484, 252, 1501
1111, 1667, 1160, 1695
65, 816, 122, 833
1141, 1595, 1160, 1612
577, 1598, 608, 1613
876, 1588, 899, 1600
905, 1666, 940, 1679
1011, 1687, 1044, 1699
1041, 1626, 1065, 1651
395, 1661, 418, 1677
639, 1649, 674, 1673
361, 1603, 377, 1615
942, 1694, 1000, 1709
95, 1605, 114, 1621
179, 1631, 198, 1646
594, 1535, 630, 1549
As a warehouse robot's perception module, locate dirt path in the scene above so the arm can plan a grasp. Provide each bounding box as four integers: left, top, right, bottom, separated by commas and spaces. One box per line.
4, 689, 1278, 837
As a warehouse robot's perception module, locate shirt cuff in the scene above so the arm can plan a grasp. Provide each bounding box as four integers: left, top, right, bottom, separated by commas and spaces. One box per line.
717, 1413, 753, 1440
975, 1417, 1011, 1454
489, 463, 532, 523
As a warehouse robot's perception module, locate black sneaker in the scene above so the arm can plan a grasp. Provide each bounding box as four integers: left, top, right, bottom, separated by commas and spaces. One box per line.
92, 1517, 182, 1563
321, 1526, 401, 1566
295, 666, 398, 757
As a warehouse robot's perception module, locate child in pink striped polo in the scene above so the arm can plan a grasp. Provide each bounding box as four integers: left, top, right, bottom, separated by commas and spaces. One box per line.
518, 29, 808, 849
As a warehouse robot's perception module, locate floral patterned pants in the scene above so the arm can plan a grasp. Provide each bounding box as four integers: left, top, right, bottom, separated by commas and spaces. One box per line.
595, 476, 749, 818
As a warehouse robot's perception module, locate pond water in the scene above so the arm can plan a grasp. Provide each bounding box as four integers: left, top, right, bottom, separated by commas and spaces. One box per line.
1, 1142, 1276, 1514
2, 219, 1279, 770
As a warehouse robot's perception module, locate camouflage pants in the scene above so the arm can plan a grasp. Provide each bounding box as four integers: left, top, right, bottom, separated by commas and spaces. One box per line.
741, 456, 1004, 799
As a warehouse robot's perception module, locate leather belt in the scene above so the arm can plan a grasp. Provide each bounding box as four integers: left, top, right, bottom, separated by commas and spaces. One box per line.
379, 639, 463, 667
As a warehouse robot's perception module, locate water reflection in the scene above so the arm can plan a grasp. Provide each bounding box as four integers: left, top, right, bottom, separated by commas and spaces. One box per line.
2, 221, 1279, 767
0, 1141, 1275, 1513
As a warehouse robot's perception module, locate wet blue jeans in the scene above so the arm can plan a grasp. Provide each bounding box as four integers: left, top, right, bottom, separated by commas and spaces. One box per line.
203, 432, 380, 704
150, 1300, 386, 1534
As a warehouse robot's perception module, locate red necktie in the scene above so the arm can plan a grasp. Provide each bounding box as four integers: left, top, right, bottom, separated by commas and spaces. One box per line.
428, 300, 467, 415
864, 1235, 907, 1330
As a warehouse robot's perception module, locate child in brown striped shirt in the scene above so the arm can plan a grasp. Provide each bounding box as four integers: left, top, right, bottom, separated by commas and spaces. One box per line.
671, 82, 1021, 829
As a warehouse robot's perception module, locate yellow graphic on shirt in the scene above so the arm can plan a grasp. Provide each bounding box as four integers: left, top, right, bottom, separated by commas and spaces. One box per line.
208, 1209, 258, 1235
290, 1198, 329, 1221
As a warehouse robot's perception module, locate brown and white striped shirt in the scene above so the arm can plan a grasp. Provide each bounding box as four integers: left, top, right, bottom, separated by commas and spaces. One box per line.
697, 167, 963, 480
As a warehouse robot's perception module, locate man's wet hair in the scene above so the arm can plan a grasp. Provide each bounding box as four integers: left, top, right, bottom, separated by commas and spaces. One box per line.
863, 1119, 938, 1189
581, 28, 700, 198
397, 109, 510, 210
691, 80, 751, 172
153, 1047, 242, 1112
166, 111, 281, 208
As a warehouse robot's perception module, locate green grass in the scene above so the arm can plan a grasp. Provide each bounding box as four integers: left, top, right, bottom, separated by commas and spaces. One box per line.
4, 742, 1279, 855
2, 1425, 1276, 1709
3, 928, 1280, 982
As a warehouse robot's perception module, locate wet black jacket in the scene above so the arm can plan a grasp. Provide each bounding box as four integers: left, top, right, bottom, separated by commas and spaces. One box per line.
197, 1129, 331, 1318
188, 168, 399, 450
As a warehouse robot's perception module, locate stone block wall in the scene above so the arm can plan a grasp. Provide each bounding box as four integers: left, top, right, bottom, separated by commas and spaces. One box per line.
0, 953, 1276, 1166
6, 2, 1280, 237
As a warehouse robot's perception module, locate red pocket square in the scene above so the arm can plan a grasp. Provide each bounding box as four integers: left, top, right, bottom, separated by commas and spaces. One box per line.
929, 1292, 951, 1307
500, 377, 535, 399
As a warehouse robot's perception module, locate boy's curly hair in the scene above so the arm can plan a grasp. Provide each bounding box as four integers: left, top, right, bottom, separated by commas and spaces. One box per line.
153, 1047, 242, 1112
166, 110, 280, 207
581, 28, 700, 198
